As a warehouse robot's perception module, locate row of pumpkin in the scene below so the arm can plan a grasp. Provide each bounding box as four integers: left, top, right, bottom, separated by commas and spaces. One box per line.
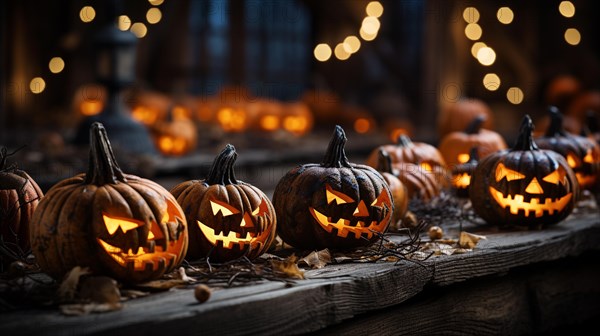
1, 106, 599, 284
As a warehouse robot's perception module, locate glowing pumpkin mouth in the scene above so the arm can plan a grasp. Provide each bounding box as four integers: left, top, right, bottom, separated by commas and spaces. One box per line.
489, 186, 572, 218
575, 173, 596, 189
309, 208, 390, 239
97, 238, 177, 271
453, 172, 472, 189
197, 220, 271, 250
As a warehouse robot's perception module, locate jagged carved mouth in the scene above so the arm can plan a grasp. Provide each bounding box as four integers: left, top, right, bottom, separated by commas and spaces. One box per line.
197, 220, 271, 250
453, 172, 472, 189
489, 186, 572, 217
309, 208, 390, 239
97, 238, 176, 272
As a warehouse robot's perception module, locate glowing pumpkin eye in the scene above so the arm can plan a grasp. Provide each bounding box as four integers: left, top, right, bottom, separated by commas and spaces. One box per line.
371, 189, 391, 208
210, 200, 240, 217
251, 198, 270, 217
495, 163, 526, 182
566, 154, 579, 168
542, 168, 567, 186
583, 150, 594, 164
457, 153, 470, 163
420, 162, 433, 172
103, 213, 144, 235
326, 184, 354, 205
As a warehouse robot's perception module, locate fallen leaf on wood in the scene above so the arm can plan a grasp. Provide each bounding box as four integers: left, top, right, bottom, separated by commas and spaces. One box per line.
79, 276, 120, 304
58, 266, 91, 301
459, 231, 487, 249
60, 302, 122, 316
271, 254, 304, 279
300, 249, 331, 269
333, 256, 353, 264
176, 267, 194, 283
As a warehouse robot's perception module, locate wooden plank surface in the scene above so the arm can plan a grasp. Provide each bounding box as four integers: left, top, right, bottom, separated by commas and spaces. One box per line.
1, 212, 599, 336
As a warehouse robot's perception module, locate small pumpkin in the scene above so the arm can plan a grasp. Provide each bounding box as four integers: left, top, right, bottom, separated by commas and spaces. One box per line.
469, 115, 579, 228
437, 98, 494, 138
0, 148, 44, 267
451, 147, 479, 198
170, 145, 276, 262
535, 107, 600, 190
282, 102, 314, 136
438, 115, 507, 168
274, 126, 393, 250
366, 135, 447, 174
150, 105, 198, 156
374, 149, 409, 224
30, 123, 188, 283
393, 162, 443, 201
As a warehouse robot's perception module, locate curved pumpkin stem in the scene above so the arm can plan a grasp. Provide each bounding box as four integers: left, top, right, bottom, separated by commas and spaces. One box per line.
322, 125, 352, 168
467, 146, 479, 164
206, 144, 238, 185
464, 115, 486, 135
395, 135, 413, 148
85, 122, 127, 185
545, 106, 566, 137
376, 149, 394, 174
512, 115, 539, 151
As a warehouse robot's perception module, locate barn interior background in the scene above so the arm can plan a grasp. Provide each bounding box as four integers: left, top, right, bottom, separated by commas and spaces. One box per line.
1, 0, 600, 191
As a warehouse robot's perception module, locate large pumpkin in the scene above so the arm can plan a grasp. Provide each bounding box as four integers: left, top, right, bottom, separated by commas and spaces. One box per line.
30, 123, 188, 283
374, 149, 409, 224
170, 145, 276, 262
0, 148, 44, 267
274, 126, 393, 250
438, 98, 494, 138
438, 115, 507, 168
469, 115, 579, 228
535, 107, 600, 190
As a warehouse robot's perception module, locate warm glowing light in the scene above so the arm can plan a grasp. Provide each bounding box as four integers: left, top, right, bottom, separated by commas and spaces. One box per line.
172, 106, 190, 120
217, 107, 247, 132
361, 17, 380, 35
118, 15, 131, 31
463, 7, 480, 24
343, 36, 361, 53
146, 8, 162, 24
583, 151, 594, 164
564, 28, 581, 45
49, 57, 65, 74
149, 0, 164, 5
283, 116, 309, 135
260, 115, 280, 131
354, 118, 371, 134
559, 1, 575, 18
210, 199, 239, 217
566, 154, 578, 167
457, 153, 470, 164
496, 7, 514, 24
314, 44, 332, 62
465, 23, 482, 41
420, 162, 433, 172
507, 87, 524, 104
103, 214, 144, 235
483, 73, 501, 91
366, 1, 384, 17
326, 184, 353, 205
29, 77, 46, 94
131, 106, 160, 125
79, 6, 96, 23
159, 136, 186, 154
542, 169, 567, 185
81, 100, 104, 116
131, 23, 148, 38
476, 46, 496, 66
489, 186, 572, 217
453, 172, 472, 189
390, 128, 409, 141
471, 42, 487, 58
359, 27, 377, 41
495, 163, 525, 182
334, 43, 351, 61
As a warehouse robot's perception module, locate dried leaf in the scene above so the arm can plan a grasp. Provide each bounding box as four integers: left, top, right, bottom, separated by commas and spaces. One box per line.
79, 276, 120, 304
271, 254, 304, 279
300, 249, 331, 269
60, 302, 122, 316
459, 231, 487, 249
437, 243, 456, 255
135, 279, 187, 291
176, 267, 194, 283
333, 256, 353, 264
58, 266, 91, 301
120, 289, 150, 300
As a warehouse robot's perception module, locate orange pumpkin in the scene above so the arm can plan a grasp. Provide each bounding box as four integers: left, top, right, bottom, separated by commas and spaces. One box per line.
282, 102, 313, 136
374, 149, 409, 223
150, 106, 198, 156
438, 98, 494, 138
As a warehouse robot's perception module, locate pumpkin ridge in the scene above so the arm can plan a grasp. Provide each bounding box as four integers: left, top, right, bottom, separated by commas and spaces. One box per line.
85, 122, 127, 186
56, 185, 89, 271
322, 125, 352, 168
115, 183, 157, 248
206, 144, 238, 185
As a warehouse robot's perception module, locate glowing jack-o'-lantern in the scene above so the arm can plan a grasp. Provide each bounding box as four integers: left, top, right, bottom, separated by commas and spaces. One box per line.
469, 115, 579, 228
30, 123, 188, 283
282, 102, 313, 136
451, 147, 479, 198
535, 107, 600, 190
150, 106, 198, 156
170, 145, 276, 262
274, 126, 393, 249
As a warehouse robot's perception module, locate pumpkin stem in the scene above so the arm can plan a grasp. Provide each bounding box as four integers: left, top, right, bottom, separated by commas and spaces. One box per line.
376, 149, 394, 174
464, 115, 486, 135
545, 106, 566, 137
322, 125, 352, 168
0, 146, 25, 172
586, 110, 599, 134
467, 147, 479, 163
206, 144, 238, 185
85, 122, 127, 185
396, 135, 413, 148
512, 115, 538, 151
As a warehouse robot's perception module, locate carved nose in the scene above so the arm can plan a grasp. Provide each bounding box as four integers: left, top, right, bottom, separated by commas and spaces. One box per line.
353, 200, 369, 217
525, 177, 544, 194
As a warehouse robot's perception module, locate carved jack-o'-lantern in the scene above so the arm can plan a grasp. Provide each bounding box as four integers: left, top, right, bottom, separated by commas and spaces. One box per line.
274, 126, 393, 250
170, 145, 276, 262
30, 123, 188, 283
469, 115, 579, 228
535, 107, 600, 190
150, 106, 198, 156
451, 147, 479, 198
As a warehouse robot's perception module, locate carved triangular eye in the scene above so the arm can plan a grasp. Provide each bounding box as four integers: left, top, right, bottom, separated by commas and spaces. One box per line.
583, 150, 594, 164
103, 213, 144, 235
566, 154, 580, 168
495, 163, 526, 182
326, 184, 354, 205
371, 189, 391, 208
251, 198, 270, 217
210, 199, 240, 217
542, 168, 567, 186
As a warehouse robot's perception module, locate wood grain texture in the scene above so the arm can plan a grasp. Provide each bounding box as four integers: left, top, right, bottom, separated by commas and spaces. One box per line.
1, 213, 599, 336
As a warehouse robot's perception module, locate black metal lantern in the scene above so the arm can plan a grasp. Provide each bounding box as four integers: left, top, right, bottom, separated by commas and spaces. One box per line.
74, 0, 155, 154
